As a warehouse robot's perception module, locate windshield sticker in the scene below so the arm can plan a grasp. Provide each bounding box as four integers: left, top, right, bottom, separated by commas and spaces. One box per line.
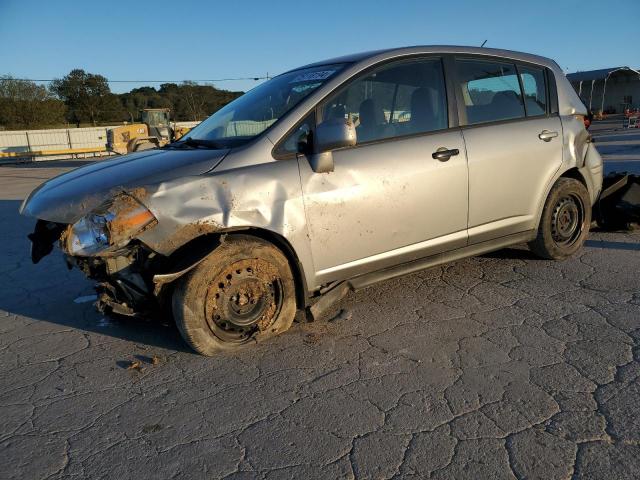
290, 70, 336, 83
291, 82, 322, 93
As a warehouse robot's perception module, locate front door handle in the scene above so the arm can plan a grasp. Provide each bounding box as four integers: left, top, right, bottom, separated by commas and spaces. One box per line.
432, 147, 459, 162
538, 130, 558, 142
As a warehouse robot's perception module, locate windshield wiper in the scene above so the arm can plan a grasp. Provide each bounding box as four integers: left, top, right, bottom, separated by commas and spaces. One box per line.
183, 137, 223, 149
165, 137, 224, 150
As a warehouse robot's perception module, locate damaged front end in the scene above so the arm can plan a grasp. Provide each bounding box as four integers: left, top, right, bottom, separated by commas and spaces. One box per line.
27, 193, 173, 317
21, 148, 232, 318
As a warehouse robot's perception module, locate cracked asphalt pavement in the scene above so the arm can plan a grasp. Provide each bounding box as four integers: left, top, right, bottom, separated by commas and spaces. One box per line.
1, 125, 639, 479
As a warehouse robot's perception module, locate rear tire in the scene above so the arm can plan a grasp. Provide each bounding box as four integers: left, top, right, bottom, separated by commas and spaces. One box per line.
529, 177, 591, 260
172, 235, 297, 356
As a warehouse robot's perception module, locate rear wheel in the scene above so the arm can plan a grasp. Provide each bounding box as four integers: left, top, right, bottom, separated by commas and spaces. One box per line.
529, 177, 591, 260
172, 236, 297, 356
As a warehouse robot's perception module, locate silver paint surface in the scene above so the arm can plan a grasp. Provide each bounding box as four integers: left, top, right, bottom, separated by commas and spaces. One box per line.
20, 46, 601, 293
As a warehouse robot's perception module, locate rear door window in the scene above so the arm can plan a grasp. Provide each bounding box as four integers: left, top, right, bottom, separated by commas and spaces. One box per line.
519, 65, 547, 116
455, 58, 525, 125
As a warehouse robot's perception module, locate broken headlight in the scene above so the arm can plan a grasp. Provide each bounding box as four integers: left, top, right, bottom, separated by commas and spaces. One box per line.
65, 194, 157, 256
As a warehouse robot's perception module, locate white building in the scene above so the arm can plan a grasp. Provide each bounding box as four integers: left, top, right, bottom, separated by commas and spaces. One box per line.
567, 67, 640, 113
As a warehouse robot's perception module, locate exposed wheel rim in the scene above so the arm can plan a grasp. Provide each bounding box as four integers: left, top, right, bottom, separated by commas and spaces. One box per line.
204, 258, 284, 343
550, 193, 584, 247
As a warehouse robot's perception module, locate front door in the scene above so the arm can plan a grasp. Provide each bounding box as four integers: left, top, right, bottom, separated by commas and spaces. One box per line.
298, 57, 469, 284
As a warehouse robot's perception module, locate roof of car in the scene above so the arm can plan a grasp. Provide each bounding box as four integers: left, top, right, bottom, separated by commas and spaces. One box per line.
294, 45, 558, 71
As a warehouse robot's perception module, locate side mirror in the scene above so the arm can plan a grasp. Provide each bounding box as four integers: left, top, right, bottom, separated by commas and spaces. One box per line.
308, 118, 357, 173
315, 118, 357, 152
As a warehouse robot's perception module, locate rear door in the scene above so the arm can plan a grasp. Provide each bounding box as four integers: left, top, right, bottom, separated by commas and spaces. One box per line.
453, 57, 563, 243
296, 56, 469, 284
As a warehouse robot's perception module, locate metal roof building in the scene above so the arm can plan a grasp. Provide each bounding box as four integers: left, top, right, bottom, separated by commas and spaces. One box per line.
567, 67, 640, 113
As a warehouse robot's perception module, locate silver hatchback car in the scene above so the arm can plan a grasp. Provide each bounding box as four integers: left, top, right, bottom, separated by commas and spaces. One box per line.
22, 46, 602, 355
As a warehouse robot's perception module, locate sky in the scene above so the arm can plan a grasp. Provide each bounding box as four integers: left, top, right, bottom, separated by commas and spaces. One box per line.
1, 0, 639, 94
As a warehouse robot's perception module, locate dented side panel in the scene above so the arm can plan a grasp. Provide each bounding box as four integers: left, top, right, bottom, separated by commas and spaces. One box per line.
19, 148, 229, 224
464, 116, 564, 243
527, 114, 603, 230
298, 130, 469, 284
579, 142, 604, 205
136, 142, 317, 289
560, 114, 603, 204
562, 115, 591, 170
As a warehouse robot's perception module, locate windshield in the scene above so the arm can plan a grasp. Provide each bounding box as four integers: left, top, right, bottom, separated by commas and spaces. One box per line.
182, 63, 346, 147
143, 110, 169, 127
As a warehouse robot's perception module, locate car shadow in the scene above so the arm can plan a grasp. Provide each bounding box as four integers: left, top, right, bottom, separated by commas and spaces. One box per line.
480, 246, 540, 260
585, 239, 640, 251
0, 199, 192, 353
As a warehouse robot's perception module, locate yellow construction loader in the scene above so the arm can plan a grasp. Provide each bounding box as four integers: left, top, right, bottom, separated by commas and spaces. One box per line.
107, 108, 191, 154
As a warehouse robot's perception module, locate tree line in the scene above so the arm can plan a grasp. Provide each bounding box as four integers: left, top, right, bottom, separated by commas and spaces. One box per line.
0, 69, 243, 130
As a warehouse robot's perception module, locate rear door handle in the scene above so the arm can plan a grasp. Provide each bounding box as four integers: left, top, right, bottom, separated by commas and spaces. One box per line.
538, 130, 558, 142
432, 148, 459, 161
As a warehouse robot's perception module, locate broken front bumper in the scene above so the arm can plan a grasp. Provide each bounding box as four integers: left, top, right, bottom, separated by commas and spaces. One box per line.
27, 219, 162, 315
27, 220, 219, 317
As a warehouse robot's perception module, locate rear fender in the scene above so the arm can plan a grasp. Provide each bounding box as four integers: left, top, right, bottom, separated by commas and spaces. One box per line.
533, 115, 602, 228
579, 143, 604, 204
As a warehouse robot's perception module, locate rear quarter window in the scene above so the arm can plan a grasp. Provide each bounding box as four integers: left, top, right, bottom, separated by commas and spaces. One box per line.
519, 65, 547, 116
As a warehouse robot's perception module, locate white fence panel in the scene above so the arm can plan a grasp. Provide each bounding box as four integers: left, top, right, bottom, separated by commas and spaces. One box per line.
175, 121, 201, 129
67, 127, 110, 149
0, 131, 30, 153
0, 121, 202, 162
25, 129, 70, 151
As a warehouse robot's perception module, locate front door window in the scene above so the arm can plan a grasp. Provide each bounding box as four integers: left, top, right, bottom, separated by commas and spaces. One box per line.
320, 58, 448, 145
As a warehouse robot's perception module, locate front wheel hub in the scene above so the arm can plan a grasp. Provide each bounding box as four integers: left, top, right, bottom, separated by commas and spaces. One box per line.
205, 259, 283, 342
551, 194, 584, 246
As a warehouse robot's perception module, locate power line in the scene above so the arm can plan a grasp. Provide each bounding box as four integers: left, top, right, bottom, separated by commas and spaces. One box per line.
9, 76, 271, 83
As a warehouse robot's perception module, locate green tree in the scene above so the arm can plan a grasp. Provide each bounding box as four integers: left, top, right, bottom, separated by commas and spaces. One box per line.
120, 86, 172, 122
118, 83, 242, 123
180, 81, 209, 121
0, 76, 66, 129
0, 73, 244, 130
50, 69, 117, 126
169, 82, 242, 121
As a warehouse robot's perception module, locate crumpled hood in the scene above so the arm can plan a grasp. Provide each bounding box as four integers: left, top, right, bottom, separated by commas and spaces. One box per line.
20, 147, 229, 223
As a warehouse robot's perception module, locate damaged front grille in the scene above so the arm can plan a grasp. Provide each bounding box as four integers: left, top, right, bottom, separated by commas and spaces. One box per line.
72, 243, 162, 317
27, 221, 157, 315
26, 218, 218, 319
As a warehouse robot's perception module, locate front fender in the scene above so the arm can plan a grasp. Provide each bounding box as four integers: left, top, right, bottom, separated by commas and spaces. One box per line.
135, 155, 317, 291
